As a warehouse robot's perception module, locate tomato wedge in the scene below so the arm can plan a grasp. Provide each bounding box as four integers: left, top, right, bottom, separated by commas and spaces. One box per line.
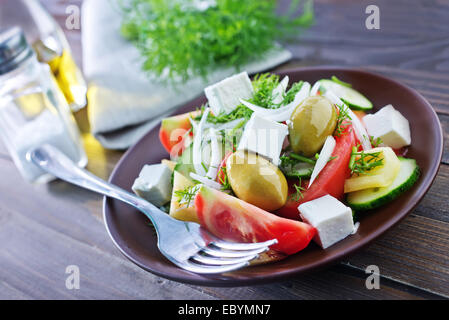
276, 125, 356, 220
159, 110, 200, 156
195, 185, 316, 255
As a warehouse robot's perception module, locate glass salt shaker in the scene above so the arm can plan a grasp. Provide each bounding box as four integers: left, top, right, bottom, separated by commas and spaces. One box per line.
0, 27, 87, 183
0, 0, 87, 112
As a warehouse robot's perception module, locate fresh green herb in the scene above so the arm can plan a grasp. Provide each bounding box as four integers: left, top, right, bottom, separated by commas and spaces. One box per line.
349, 146, 384, 175
328, 155, 338, 162
246, 74, 303, 108
207, 104, 253, 124
248, 73, 280, 108
281, 81, 304, 105
279, 155, 296, 169
119, 0, 314, 82
334, 102, 352, 137
174, 185, 201, 208
232, 119, 247, 132
331, 76, 352, 88
279, 154, 315, 179
369, 135, 383, 147
289, 179, 305, 201
289, 153, 317, 165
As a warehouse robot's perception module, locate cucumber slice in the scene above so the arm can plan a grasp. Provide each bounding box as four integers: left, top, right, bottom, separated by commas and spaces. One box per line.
319, 79, 373, 111
281, 162, 314, 179
347, 157, 420, 211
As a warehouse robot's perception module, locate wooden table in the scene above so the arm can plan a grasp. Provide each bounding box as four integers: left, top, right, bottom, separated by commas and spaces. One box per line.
0, 0, 447, 299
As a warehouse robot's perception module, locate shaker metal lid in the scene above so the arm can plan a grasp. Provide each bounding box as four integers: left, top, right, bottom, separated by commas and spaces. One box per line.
0, 27, 34, 75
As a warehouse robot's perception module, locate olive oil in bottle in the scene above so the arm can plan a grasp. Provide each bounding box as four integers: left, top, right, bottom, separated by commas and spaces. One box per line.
0, 0, 87, 112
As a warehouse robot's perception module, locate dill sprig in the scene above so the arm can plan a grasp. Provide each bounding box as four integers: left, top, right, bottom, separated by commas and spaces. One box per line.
289, 153, 316, 165
207, 104, 253, 124
279, 153, 315, 179
281, 81, 304, 105
248, 73, 280, 108
119, 0, 314, 82
369, 136, 383, 147
246, 74, 304, 109
334, 102, 352, 137
349, 147, 384, 175
174, 185, 201, 208
289, 179, 305, 201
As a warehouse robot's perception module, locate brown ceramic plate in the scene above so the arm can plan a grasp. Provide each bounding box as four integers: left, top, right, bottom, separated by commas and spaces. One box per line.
103, 67, 443, 286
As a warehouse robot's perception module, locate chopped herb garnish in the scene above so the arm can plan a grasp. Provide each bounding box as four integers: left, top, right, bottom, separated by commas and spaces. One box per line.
281, 81, 304, 105
248, 73, 280, 108
289, 179, 305, 201
334, 102, 352, 137
174, 185, 201, 208
207, 104, 253, 124
289, 153, 316, 165
247, 74, 304, 109
369, 136, 383, 147
349, 146, 384, 175
279, 154, 315, 179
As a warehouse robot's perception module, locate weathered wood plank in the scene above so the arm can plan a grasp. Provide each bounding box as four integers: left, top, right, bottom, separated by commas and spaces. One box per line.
0, 206, 217, 299
285, 0, 449, 80
345, 165, 449, 297
198, 264, 442, 300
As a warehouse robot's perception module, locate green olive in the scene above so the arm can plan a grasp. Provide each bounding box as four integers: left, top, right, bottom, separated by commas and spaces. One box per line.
226, 150, 288, 211
288, 96, 337, 157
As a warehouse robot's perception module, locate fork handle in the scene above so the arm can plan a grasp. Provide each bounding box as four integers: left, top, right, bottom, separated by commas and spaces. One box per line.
27, 144, 169, 224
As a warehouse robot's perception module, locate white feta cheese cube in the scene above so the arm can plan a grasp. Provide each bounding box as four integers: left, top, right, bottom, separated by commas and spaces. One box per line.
132, 163, 172, 207
204, 72, 254, 116
363, 104, 411, 149
298, 195, 354, 249
237, 113, 288, 166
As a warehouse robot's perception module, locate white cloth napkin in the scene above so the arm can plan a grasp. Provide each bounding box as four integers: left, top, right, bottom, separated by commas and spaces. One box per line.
82, 0, 292, 149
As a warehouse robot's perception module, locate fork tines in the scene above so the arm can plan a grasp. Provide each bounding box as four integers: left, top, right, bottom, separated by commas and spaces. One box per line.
183, 239, 278, 274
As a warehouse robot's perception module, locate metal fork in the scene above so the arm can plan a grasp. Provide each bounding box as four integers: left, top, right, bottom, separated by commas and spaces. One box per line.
27, 145, 277, 274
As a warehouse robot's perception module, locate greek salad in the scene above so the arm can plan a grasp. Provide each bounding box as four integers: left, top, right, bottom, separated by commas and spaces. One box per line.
132, 72, 419, 262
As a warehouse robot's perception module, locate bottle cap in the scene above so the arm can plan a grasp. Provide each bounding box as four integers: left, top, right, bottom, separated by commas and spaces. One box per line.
0, 27, 33, 75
